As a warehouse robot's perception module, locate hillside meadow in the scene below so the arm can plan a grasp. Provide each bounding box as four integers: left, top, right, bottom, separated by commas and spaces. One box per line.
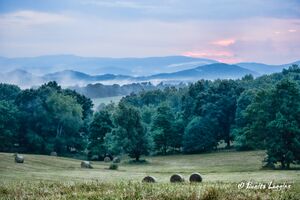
0, 150, 299, 199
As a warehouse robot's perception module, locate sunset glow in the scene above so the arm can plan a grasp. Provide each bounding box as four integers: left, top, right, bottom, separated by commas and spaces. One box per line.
0, 0, 299, 64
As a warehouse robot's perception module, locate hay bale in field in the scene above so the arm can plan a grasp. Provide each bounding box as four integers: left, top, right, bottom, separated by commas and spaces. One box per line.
104, 157, 111, 162
189, 173, 202, 182
170, 174, 184, 183
112, 156, 121, 163
50, 152, 57, 156
142, 176, 157, 183
81, 161, 93, 169
14, 154, 24, 163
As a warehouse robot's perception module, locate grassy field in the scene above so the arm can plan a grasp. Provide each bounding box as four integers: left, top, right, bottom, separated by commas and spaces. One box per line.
0, 150, 299, 199
92, 96, 123, 109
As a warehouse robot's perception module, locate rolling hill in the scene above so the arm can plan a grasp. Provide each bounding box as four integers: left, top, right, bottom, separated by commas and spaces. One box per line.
237, 60, 300, 75
0, 55, 217, 76
0, 63, 259, 88
147, 63, 258, 81
1, 56, 299, 88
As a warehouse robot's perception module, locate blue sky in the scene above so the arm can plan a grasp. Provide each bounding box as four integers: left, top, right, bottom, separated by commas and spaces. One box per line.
0, 0, 300, 64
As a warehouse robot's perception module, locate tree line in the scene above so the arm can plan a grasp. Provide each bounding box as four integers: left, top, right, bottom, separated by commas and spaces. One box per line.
1, 65, 300, 169
71, 81, 183, 99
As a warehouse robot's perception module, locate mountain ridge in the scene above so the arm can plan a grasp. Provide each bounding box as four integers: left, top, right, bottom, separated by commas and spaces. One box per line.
0, 55, 299, 88
0, 55, 218, 76
1, 63, 261, 87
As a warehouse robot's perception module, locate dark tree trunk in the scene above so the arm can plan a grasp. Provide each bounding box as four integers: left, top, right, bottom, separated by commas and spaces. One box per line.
135, 154, 140, 161
163, 145, 167, 155
56, 124, 63, 138
226, 138, 230, 148
281, 161, 286, 169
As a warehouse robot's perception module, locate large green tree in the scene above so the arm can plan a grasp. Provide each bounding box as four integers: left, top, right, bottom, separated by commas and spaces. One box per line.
232, 89, 259, 150
183, 80, 243, 147
243, 79, 300, 168
209, 80, 243, 147
0, 83, 21, 101
151, 104, 175, 154
151, 103, 183, 154
46, 92, 83, 153
183, 116, 218, 153
88, 109, 113, 159
0, 100, 20, 152
110, 103, 151, 161
15, 82, 85, 154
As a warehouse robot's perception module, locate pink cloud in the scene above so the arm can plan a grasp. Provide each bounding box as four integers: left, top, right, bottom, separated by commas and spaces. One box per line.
183, 50, 233, 57
212, 39, 235, 46
182, 50, 242, 63
217, 57, 243, 63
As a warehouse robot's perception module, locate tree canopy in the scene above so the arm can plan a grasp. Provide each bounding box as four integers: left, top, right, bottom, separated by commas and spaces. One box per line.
1, 65, 300, 168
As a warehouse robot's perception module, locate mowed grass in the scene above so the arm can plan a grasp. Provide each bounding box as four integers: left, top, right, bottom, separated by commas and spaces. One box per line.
0, 151, 299, 183
0, 151, 299, 199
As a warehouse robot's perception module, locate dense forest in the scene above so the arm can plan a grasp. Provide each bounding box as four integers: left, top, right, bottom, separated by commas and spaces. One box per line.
1, 65, 300, 169
70, 82, 178, 99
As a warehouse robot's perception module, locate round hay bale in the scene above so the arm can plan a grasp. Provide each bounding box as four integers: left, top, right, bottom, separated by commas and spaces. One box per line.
189, 173, 202, 182
50, 152, 57, 156
81, 161, 93, 169
104, 157, 111, 162
112, 157, 121, 163
170, 174, 184, 183
142, 176, 157, 183
15, 154, 24, 163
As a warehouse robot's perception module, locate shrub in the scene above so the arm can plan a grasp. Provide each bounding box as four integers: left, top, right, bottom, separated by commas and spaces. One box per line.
109, 163, 118, 170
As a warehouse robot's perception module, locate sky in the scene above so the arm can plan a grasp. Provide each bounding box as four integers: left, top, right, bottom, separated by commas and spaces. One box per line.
0, 0, 300, 64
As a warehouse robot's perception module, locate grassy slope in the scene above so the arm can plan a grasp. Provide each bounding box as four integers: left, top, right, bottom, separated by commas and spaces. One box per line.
1, 151, 299, 199
0, 150, 299, 183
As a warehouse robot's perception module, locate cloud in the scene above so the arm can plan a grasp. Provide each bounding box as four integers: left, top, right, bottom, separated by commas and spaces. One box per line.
212, 39, 235, 47
182, 50, 242, 63
0, 4, 299, 64
183, 50, 234, 58
78, 0, 300, 21
80, 0, 155, 10
0, 10, 72, 26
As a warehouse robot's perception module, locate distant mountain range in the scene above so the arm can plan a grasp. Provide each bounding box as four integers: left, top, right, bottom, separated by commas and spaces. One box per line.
0, 55, 299, 88
0, 55, 216, 76
146, 63, 258, 80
